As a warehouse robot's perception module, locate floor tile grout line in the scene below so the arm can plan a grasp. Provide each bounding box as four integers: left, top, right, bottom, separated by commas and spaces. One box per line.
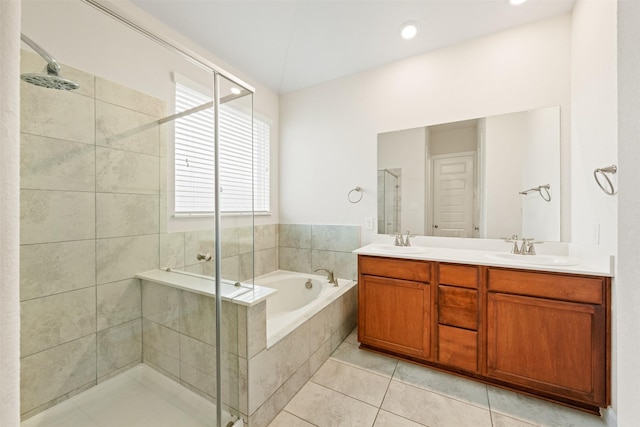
283, 409, 320, 427
323, 355, 397, 382
304, 380, 381, 412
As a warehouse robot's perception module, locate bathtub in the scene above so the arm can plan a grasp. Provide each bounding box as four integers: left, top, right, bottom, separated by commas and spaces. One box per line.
254, 270, 356, 346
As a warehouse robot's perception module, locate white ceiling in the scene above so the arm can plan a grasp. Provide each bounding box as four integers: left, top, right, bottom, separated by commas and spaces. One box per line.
130, 0, 576, 94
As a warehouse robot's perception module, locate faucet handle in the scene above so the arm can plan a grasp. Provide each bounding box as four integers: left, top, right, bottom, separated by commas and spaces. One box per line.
394, 234, 403, 246
403, 231, 413, 247
523, 240, 543, 255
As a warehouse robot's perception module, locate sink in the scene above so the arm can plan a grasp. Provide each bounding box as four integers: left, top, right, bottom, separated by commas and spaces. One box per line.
371, 244, 429, 254
486, 252, 580, 266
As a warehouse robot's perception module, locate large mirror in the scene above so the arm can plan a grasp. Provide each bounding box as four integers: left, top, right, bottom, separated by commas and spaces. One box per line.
377, 106, 560, 241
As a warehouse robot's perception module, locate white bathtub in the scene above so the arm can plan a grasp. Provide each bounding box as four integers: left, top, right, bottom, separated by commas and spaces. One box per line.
254, 270, 356, 346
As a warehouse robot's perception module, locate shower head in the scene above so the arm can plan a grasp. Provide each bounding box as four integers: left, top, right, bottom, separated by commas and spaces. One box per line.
20, 33, 79, 91
20, 73, 80, 90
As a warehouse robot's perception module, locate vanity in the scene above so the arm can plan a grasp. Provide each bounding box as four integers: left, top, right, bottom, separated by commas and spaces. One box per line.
354, 243, 611, 414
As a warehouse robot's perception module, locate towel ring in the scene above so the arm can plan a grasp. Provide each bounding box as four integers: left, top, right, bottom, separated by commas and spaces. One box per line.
348, 186, 363, 203
519, 184, 551, 202
594, 165, 617, 195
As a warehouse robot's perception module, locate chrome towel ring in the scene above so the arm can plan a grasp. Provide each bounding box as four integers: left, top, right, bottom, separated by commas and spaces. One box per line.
348, 186, 363, 203
519, 184, 551, 202
594, 165, 617, 195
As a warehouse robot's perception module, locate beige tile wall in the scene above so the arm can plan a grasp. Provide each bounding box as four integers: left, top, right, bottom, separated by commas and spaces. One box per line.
19, 48, 363, 423
279, 224, 360, 280
140, 281, 241, 414
19, 51, 165, 419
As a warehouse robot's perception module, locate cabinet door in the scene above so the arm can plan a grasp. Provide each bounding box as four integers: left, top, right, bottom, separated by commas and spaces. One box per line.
487, 293, 606, 405
359, 275, 430, 359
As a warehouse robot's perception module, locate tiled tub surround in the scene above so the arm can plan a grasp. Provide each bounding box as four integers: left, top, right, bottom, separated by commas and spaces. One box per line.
139, 269, 358, 427
279, 224, 360, 281
159, 223, 361, 283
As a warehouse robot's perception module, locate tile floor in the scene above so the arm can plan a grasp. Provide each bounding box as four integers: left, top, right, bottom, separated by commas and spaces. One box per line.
20, 327, 609, 427
20, 364, 228, 427
268, 327, 608, 427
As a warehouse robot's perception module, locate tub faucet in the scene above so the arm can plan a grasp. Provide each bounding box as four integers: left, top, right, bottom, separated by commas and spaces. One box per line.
313, 268, 338, 286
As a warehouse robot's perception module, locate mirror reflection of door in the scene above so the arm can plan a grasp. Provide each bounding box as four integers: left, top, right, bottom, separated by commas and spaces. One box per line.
431, 153, 476, 237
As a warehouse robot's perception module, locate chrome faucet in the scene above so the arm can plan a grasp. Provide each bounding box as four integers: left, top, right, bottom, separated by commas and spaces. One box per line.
502, 235, 542, 255
313, 268, 338, 286
521, 239, 542, 255
394, 231, 412, 247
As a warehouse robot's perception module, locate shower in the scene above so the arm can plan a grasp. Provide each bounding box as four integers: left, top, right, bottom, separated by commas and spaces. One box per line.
20, 33, 79, 90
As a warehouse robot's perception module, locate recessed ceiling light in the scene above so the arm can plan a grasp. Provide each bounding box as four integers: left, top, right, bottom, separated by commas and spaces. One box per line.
509, 0, 528, 5
230, 87, 241, 95
400, 22, 418, 40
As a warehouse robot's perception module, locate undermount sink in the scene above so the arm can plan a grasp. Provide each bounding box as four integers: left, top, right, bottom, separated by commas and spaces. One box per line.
372, 244, 429, 254
486, 252, 580, 266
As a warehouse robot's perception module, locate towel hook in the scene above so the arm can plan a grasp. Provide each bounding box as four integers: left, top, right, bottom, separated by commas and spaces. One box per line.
348, 186, 363, 203
594, 165, 617, 195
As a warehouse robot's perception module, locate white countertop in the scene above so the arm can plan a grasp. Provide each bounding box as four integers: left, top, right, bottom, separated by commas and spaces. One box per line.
136, 269, 277, 306
353, 243, 613, 277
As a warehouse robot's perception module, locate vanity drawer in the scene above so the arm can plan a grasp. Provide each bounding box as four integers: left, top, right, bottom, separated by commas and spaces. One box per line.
438, 325, 478, 372
487, 269, 604, 305
438, 285, 478, 330
359, 255, 430, 283
439, 264, 479, 289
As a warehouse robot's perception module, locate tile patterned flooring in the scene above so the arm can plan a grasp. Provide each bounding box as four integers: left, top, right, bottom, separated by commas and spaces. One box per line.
268, 327, 608, 427
21, 327, 608, 427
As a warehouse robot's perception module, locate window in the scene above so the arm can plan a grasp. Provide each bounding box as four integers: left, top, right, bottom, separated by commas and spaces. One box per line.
174, 81, 270, 214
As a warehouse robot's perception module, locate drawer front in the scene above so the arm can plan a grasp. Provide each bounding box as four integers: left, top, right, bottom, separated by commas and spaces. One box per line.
487, 268, 604, 305
439, 264, 479, 289
438, 285, 478, 330
359, 255, 430, 283
438, 325, 478, 372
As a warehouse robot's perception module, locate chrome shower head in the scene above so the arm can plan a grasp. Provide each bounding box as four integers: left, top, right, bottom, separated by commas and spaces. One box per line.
20, 73, 80, 91
20, 33, 79, 91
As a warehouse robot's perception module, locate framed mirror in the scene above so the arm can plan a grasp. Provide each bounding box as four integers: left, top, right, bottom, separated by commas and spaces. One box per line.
377, 106, 560, 241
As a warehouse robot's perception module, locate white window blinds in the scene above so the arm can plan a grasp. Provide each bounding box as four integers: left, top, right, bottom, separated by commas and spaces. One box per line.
174, 82, 270, 214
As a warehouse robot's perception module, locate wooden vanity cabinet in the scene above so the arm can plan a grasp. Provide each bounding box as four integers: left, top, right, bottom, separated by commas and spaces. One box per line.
486, 268, 609, 407
357, 255, 611, 412
358, 256, 432, 359
437, 264, 480, 372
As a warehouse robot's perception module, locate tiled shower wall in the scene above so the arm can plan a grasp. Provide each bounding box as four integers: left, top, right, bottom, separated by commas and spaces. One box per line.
19, 48, 361, 420
19, 51, 166, 419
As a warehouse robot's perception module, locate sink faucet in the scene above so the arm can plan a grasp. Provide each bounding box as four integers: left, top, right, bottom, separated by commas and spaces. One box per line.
521, 239, 542, 255
503, 235, 542, 255
394, 231, 412, 247
313, 268, 338, 286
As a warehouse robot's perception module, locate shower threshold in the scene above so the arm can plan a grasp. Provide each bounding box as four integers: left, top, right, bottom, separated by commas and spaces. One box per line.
21, 364, 234, 427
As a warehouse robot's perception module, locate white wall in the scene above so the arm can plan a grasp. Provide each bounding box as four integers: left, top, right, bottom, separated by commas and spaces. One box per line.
21, 0, 281, 228
570, 0, 618, 253
570, 0, 618, 420
0, 2, 21, 425
615, 1, 640, 426
280, 14, 571, 244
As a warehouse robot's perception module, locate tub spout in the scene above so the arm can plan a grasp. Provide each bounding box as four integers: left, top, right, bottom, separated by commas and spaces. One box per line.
313, 268, 339, 286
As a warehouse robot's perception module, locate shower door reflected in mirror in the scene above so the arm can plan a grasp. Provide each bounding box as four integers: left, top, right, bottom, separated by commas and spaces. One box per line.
377, 168, 401, 234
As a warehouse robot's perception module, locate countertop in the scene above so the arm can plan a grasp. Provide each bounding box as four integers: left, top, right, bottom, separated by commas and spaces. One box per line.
353, 243, 613, 277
